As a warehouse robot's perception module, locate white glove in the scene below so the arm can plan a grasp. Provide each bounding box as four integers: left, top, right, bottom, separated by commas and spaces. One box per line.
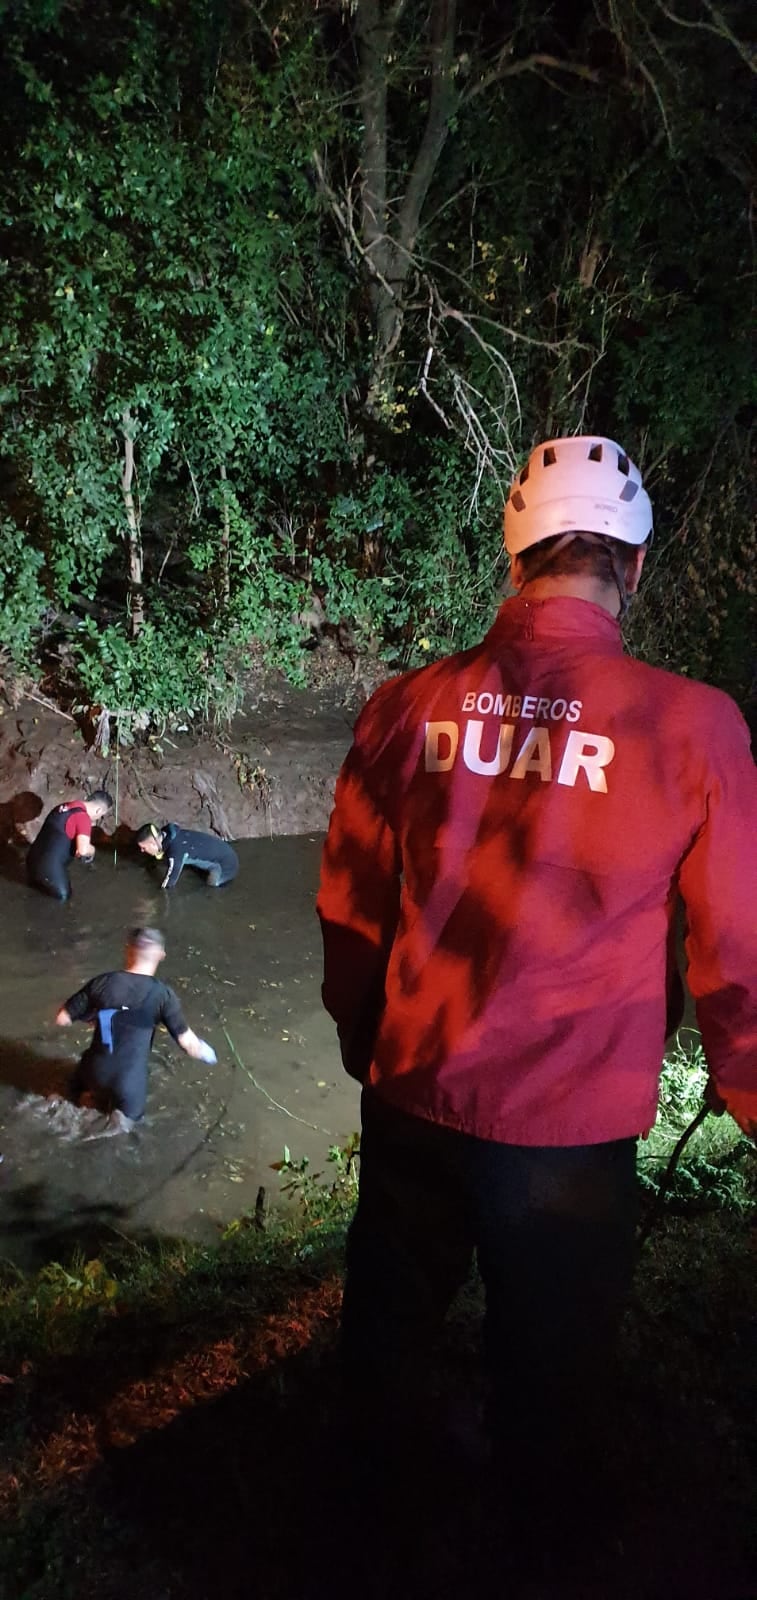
197, 1040, 217, 1065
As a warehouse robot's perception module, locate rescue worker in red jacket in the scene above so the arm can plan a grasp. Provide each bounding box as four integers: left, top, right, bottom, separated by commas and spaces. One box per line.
317, 436, 757, 1529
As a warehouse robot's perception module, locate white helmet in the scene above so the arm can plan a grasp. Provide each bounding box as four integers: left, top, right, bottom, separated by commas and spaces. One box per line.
504, 435, 653, 555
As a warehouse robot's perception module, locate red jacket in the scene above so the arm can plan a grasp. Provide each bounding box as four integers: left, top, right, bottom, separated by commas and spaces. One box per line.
317, 597, 757, 1146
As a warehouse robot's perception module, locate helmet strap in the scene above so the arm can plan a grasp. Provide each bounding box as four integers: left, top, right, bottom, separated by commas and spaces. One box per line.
607, 549, 630, 620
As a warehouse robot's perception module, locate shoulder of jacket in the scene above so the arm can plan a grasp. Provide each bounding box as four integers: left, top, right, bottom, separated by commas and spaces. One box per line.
355, 651, 474, 733
637, 659, 742, 714
627, 659, 751, 747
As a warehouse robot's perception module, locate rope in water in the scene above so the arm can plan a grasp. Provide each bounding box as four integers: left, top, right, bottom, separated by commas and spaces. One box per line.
221, 1024, 332, 1136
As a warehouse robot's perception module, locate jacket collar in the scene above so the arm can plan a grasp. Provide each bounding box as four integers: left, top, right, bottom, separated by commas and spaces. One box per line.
488, 595, 623, 649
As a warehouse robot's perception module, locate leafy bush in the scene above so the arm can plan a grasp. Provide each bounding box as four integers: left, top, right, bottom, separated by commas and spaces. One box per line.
639, 1037, 755, 1214
322, 449, 504, 667
0, 519, 47, 671
71, 610, 243, 724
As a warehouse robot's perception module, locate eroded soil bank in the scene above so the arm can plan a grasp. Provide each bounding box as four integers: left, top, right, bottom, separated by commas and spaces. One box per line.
0, 667, 363, 846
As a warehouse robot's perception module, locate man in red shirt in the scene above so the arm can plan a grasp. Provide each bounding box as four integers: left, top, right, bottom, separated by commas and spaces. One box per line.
317, 437, 757, 1527
26, 789, 112, 901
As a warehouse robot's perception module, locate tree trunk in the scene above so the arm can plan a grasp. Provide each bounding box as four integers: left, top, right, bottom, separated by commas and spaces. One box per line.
121, 410, 144, 639
356, 0, 458, 414
219, 460, 231, 607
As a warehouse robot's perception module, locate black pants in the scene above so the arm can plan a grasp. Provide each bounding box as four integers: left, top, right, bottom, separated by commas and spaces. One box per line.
27, 860, 71, 900
343, 1091, 638, 1494
206, 862, 234, 887
185, 857, 236, 888
71, 1056, 147, 1120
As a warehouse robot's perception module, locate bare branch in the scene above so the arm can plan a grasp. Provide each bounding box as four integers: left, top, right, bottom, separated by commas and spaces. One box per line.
182, 446, 201, 522
309, 146, 353, 256
436, 302, 522, 412
418, 342, 453, 431
635, 51, 674, 150
603, 0, 677, 152
601, 127, 666, 210
462, 51, 601, 105
157, 539, 176, 584
421, 176, 492, 233
121, 409, 144, 639
414, 257, 584, 352
652, 0, 756, 74
309, 147, 399, 304
703, 2, 756, 71
675, 419, 735, 542
416, 287, 523, 515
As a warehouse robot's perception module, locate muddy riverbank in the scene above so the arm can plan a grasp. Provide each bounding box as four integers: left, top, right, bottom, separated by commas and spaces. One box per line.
0, 663, 367, 845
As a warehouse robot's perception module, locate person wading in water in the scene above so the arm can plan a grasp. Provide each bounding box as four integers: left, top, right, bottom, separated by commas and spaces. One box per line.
26, 790, 113, 901
56, 927, 217, 1122
135, 821, 239, 890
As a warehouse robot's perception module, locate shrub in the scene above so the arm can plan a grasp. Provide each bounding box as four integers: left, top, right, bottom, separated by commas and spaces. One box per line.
639, 1036, 755, 1214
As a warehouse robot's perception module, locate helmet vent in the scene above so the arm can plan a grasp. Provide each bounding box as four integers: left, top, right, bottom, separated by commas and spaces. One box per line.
617, 452, 630, 476
543, 447, 557, 467
519, 463, 530, 484
510, 490, 526, 512
619, 480, 639, 502
588, 442, 603, 462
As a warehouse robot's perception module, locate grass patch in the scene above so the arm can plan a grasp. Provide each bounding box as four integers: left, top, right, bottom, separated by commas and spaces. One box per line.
640, 1035, 755, 1214
0, 1120, 756, 1600
0, 1175, 354, 1600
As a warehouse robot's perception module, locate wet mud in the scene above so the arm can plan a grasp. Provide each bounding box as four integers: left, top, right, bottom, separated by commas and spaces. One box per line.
0, 836, 360, 1267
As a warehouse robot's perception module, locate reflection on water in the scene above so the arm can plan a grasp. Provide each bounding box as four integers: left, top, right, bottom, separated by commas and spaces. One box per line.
0, 836, 359, 1266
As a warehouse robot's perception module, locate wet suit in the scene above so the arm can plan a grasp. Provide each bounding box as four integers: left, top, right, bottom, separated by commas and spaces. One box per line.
26, 802, 91, 901
152, 824, 238, 889
64, 971, 188, 1120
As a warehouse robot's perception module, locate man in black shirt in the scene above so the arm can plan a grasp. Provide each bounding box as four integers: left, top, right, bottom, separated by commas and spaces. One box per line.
56, 927, 217, 1121
135, 822, 239, 890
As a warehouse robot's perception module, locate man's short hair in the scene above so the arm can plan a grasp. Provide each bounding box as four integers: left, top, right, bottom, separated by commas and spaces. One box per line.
516, 532, 641, 586
127, 927, 165, 953
134, 822, 164, 846
87, 788, 114, 810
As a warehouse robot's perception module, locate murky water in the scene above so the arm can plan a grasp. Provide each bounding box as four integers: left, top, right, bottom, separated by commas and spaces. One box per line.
0, 837, 360, 1267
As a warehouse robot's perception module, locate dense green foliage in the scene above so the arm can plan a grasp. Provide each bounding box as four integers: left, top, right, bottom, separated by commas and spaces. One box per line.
641, 1038, 755, 1213
0, 0, 754, 718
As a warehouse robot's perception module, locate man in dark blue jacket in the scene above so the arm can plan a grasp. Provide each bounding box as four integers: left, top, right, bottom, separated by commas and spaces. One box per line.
135, 822, 238, 889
